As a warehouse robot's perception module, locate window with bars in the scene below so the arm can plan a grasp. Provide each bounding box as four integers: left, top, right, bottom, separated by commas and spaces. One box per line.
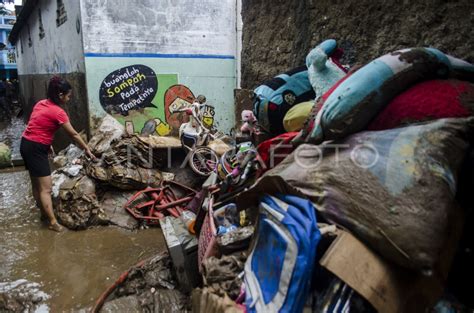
27, 24, 32, 47
56, 0, 67, 27
39, 9, 45, 39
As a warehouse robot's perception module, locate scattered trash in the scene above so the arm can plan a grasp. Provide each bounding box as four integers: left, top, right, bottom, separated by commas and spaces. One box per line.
63, 164, 82, 177
180, 210, 197, 234
94, 252, 189, 313
214, 203, 239, 232
244, 117, 474, 271
217, 226, 254, 255
305, 273, 376, 313
89, 114, 125, 155
202, 252, 247, 300
216, 141, 260, 193
192, 287, 244, 313
51, 172, 68, 198
53, 143, 84, 168
13, 45, 473, 313
54, 174, 104, 230
208, 138, 232, 156
87, 162, 163, 190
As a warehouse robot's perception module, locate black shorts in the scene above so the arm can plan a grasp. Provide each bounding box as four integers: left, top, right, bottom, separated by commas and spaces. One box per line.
20, 137, 51, 177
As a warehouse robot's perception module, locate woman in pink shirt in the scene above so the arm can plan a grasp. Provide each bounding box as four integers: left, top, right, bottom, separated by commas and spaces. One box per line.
20, 76, 95, 232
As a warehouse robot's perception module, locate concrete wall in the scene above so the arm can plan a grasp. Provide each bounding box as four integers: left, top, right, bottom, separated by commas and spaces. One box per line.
80, 0, 239, 135
15, 0, 84, 74
15, 0, 88, 149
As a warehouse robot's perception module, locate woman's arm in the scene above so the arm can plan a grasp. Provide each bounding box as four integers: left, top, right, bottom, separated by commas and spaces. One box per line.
61, 122, 96, 160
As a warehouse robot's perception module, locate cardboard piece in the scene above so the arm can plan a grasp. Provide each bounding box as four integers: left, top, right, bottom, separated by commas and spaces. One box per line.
320, 231, 445, 313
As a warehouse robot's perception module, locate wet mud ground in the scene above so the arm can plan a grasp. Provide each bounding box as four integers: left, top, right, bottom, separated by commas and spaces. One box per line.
0, 120, 167, 312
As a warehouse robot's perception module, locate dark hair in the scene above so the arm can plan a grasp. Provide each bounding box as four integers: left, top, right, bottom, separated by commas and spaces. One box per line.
47, 76, 72, 105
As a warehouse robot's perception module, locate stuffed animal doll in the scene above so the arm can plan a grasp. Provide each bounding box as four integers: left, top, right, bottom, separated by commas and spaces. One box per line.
240, 110, 260, 136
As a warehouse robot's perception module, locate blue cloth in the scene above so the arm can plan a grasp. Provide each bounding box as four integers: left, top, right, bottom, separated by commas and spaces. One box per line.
245, 194, 321, 313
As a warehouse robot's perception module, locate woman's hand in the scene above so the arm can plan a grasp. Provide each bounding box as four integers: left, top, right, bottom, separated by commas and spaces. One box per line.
85, 148, 97, 161
62, 122, 97, 161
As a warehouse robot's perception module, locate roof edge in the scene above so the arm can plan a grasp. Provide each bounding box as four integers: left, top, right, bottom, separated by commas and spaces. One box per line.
8, 1, 37, 45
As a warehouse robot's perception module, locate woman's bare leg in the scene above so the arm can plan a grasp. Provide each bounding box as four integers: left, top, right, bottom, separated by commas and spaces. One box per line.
29, 174, 42, 209
36, 175, 63, 231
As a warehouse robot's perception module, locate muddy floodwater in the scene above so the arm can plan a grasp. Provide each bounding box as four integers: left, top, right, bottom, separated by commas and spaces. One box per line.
0, 120, 166, 312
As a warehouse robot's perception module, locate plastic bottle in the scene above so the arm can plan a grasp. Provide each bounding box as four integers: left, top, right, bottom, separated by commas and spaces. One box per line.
180, 210, 197, 235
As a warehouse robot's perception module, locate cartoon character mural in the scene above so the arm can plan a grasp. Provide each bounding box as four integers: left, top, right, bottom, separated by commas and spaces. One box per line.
200, 104, 215, 130
99, 64, 199, 137
164, 85, 196, 136
140, 118, 172, 136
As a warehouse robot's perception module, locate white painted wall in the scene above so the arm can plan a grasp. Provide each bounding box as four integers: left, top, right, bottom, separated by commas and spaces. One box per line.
236, 0, 242, 88
15, 0, 85, 75
80, 0, 241, 133
80, 0, 237, 56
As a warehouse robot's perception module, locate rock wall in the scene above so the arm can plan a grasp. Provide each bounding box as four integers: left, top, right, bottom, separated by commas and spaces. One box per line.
241, 0, 474, 89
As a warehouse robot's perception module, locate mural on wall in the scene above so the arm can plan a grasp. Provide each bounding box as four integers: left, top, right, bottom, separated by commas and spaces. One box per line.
99, 64, 198, 136
164, 84, 195, 133
99, 65, 158, 115
201, 104, 215, 130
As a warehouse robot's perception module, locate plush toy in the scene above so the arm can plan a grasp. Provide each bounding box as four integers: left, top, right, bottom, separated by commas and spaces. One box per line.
240, 110, 260, 136
306, 39, 346, 99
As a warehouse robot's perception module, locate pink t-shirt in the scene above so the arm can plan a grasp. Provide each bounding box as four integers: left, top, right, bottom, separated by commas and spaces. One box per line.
22, 99, 69, 145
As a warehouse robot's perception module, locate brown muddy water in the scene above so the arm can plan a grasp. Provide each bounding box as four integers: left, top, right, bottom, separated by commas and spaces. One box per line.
0, 120, 166, 312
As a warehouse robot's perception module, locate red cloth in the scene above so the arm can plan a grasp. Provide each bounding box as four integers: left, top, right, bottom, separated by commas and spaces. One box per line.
368, 80, 473, 130
329, 48, 347, 73
22, 99, 69, 145
257, 132, 298, 172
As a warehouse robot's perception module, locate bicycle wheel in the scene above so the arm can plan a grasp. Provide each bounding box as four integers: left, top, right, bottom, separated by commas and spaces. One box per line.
189, 146, 218, 176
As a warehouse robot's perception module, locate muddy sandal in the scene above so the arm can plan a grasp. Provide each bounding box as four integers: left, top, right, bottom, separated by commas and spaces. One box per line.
48, 223, 64, 232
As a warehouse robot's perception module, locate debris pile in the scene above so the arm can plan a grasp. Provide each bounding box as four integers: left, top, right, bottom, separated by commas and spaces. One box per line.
97, 252, 189, 312
0, 280, 49, 313
54, 174, 103, 230
137, 42, 473, 313
55, 41, 474, 312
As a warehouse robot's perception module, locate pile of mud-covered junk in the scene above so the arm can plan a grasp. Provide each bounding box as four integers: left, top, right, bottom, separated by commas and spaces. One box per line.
51, 39, 474, 313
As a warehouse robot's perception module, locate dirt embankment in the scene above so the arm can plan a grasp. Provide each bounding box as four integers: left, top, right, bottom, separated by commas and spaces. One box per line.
241, 0, 474, 88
